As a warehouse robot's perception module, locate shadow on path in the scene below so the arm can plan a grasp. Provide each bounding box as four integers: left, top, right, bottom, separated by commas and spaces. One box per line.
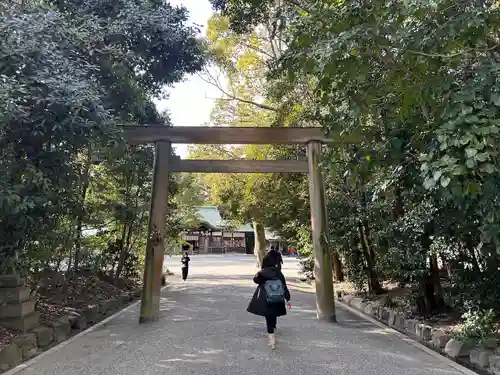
12, 272, 467, 375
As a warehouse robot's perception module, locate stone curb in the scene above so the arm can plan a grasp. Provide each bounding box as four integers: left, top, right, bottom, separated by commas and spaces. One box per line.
0, 288, 141, 373
340, 294, 497, 375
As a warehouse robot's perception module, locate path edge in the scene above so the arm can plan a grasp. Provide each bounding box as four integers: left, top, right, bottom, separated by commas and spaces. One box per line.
2, 276, 480, 375
3, 285, 168, 375
336, 299, 479, 375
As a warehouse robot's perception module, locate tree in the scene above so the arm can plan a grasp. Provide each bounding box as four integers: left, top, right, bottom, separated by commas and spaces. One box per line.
208, 0, 500, 314
200, 11, 346, 276
191, 14, 284, 266
0, 0, 205, 280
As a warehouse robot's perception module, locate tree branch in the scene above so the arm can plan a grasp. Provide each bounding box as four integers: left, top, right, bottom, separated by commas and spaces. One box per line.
397, 44, 500, 59
198, 70, 278, 111
242, 42, 274, 59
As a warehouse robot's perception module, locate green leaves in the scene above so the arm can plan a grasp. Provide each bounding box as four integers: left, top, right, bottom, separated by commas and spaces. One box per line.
206, 0, 500, 309
490, 92, 500, 107
465, 148, 478, 159
440, 176, 451, 188
0, 0, 205, 273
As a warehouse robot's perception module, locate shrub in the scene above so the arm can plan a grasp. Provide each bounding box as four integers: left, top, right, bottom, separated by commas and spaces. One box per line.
452, 307, 497, 344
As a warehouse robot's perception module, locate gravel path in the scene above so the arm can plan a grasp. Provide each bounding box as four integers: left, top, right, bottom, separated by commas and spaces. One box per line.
10, 255, 470, 375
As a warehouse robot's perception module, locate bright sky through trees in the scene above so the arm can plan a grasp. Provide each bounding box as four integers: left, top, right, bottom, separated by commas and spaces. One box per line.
154, 0, 222, 158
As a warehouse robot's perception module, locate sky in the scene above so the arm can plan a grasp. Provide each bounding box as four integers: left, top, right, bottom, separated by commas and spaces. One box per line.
154, 0, 221, 158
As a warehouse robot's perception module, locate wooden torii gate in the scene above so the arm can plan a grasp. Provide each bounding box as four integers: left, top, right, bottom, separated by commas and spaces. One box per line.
123, 126, 336, 323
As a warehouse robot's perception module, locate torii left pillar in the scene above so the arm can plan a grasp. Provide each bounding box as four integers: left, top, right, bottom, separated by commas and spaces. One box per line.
139, 141, 171, 323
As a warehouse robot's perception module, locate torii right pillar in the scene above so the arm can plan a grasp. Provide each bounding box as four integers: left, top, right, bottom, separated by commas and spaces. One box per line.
307, 141, 336, 322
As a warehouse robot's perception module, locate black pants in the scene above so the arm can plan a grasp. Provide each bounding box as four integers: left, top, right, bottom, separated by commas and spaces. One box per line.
182, 266, 189, 280
265, 316, 277, 334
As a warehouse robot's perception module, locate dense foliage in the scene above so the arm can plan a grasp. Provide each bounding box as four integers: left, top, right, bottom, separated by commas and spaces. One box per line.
0, 0, 204, 280
3, 0, 500, 331
203, 0, 500, 316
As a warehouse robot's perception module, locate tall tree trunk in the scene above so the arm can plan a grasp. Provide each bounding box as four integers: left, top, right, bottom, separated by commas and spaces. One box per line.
438, 252, 450, 278
480, 242, 498, 273
74, 145, 92, 273
66, 250, 73, 275
362, 219, 378, 266
115, 168, 139, 281
419, 225, 444, 315
429, 254, 443, 304
357, 222, 383, 294
54, 256, 63, 272
464, 235, 481, 273
115, 224, 129, 282
392, 185, 405, 219
253, 221, 267, 268
332, 251, 344, 282
124, 221, 134, 253
358, 184, 382, 294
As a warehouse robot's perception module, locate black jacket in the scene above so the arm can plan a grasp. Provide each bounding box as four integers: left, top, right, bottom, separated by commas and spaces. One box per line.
267, 249, 283, 269
247, 267, 291, 317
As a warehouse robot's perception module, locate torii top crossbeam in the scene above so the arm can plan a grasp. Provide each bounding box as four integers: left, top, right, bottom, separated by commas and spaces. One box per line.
123, 126, 330, 145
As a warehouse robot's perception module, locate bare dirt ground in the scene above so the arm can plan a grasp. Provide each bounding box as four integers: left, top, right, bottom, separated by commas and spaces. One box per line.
0, 272, 141, 345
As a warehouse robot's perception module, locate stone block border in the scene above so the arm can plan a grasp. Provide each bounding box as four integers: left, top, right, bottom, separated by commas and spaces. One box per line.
341, 294, 498, 375
0, 288, 142, 373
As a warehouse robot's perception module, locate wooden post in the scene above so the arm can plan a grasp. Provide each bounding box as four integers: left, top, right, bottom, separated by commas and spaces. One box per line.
204, 233, 209, 253
221, 229, 224, 254
139, 141, 171, 323
307, 141, 336, 322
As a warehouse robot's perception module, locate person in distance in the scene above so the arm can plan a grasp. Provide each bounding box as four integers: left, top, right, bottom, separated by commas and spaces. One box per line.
267, 245, 283, 270
181, 251, 190, 282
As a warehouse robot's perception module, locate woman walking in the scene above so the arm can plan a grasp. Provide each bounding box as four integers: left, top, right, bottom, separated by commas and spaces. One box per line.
247, 254, 291, 349
181, 251, 190, 282
267, 245, 283, 270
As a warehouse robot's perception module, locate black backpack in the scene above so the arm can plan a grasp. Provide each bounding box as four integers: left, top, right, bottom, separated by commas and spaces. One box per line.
263, 278, 285, 304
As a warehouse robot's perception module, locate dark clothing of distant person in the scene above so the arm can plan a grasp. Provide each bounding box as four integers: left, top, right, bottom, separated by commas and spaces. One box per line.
267, 248, 283, 270
181, 253, 190, 281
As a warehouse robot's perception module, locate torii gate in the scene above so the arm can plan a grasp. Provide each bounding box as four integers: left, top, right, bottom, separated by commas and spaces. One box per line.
123, 126, 336, 323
